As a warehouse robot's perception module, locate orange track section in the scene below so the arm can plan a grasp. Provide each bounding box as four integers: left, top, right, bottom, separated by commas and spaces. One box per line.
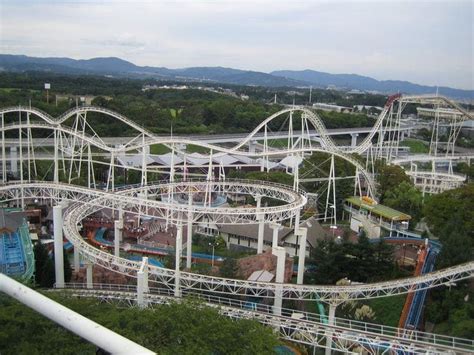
398, 246, 427, 329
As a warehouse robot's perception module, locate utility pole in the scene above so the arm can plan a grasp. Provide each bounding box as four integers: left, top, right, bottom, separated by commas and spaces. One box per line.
44, 83, 51, 104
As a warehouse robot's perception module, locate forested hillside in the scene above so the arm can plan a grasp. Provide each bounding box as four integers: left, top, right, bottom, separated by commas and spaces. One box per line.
0, 72, 378, 136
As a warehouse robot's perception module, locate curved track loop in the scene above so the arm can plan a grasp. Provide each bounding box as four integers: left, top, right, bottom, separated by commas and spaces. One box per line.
2, 94, 470, 199
0, 114, 376, 196
2, 182, 472, 303
2, 94, 471, 155
0, 105, 154, 137
2, 96, 473, 303
0, 181, 305, 224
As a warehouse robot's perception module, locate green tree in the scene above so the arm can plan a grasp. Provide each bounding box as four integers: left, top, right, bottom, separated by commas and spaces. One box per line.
423, 184, 474, 267
310, 235, 395, 285
33, 242, 55, 288
219, 257, 238, 278
384, 181, 423, 228
377, 165, 411, 201
0, 295, 281, 354
63, 249, 72, 282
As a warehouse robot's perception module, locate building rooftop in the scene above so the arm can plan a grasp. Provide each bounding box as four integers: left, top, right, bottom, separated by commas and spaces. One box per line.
218, 223, 292, 243
345, 196, 411, 221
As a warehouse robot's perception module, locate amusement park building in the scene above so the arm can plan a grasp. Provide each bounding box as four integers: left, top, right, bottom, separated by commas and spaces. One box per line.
343, 196, 412, 239
199, 217, 326, 257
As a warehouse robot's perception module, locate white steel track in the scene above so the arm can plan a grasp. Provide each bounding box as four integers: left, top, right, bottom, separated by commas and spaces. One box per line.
52, 284, 473, 354
1, 182, 471, 303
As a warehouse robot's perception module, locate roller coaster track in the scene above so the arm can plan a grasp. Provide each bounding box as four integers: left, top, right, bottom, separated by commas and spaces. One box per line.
52, 283, 474, 354
1, 95, 469, 196
0, 115, 377, 196
0, 105, 155, 137
1, 97, 473, 351
2, 95, 470, 156
2, 182, 471, 303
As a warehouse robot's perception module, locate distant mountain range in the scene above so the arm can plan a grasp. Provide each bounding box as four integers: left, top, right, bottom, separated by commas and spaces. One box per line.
0, 54, 472, 99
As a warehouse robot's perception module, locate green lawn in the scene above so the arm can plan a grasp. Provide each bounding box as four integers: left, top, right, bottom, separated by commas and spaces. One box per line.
150, 144, 171, 154
363, 295, 406, 327
258, 138, 289, 148
186, 144, 210, 154
400, 139, 429, 154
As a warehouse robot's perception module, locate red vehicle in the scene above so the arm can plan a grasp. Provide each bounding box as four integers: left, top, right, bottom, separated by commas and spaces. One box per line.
384, 93, 402, 108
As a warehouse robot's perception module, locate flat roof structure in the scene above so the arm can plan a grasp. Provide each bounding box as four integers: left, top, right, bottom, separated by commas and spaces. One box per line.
345, 196, 411, 221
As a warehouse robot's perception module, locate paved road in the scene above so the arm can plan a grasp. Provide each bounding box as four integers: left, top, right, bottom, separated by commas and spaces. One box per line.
3, 124, 420, 147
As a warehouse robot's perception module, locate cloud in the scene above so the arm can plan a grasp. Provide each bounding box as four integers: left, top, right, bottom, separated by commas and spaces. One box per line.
0, 0, 472, 89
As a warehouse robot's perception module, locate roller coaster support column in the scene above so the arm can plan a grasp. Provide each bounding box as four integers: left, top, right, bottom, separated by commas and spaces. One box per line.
350, 133, 359, 147
174, 223, 183, 297
272, 246, 286, 316
86, 262, 93, 289
53, 205, 65, 288
294, 207, 301, 231
256, 195, 264, 254
186, 193, 193, 269
270, 222, 281, 248
296, 227, 307, 285
119, 208, 124, 241
137, 257, 149, 308
325, 302, 338, 355
10, 146, 18, 176
114, 219, 123, 257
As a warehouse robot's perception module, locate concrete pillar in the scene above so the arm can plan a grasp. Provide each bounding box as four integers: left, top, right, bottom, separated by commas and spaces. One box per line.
114, 220, 123, 257
174, 224, 182, 297
296, 227, 307, 285
256, 217, 264, 253
294, 208, 301, 230
270, 223, 281, 248
256, 195, 265, 254
10, 146, 17, 175
137, 257, 149, 308
186, 194, 193, 269
86, 262, 93, 289
73, 247, 80, 271
53, 205, 65, 288
272, 246, 286, 316
137, 270, 145, 307
325, 303, 337, 355
350, 133, 359, 147
248, 140, 256, 154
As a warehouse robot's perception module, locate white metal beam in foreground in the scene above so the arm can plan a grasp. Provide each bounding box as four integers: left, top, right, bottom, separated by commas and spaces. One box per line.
0, 273, 155, 355
53, 205, 65, 288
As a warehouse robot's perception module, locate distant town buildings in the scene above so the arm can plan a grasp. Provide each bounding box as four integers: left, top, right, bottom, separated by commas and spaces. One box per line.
55, 94, 112, 105
142, 84, 245, 100
312, 102, 353, 113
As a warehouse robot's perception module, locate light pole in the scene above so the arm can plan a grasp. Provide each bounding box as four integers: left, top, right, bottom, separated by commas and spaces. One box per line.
209, 241, 219, 267
402, 243, 406, 266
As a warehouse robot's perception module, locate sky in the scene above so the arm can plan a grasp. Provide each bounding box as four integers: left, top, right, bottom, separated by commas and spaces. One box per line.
0, 0, 473, 90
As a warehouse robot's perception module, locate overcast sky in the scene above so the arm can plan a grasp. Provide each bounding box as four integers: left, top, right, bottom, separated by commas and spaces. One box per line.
0, 0, 473, 89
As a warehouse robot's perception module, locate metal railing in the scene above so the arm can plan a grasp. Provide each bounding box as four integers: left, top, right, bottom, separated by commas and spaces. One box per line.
57, 282, 474, 352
